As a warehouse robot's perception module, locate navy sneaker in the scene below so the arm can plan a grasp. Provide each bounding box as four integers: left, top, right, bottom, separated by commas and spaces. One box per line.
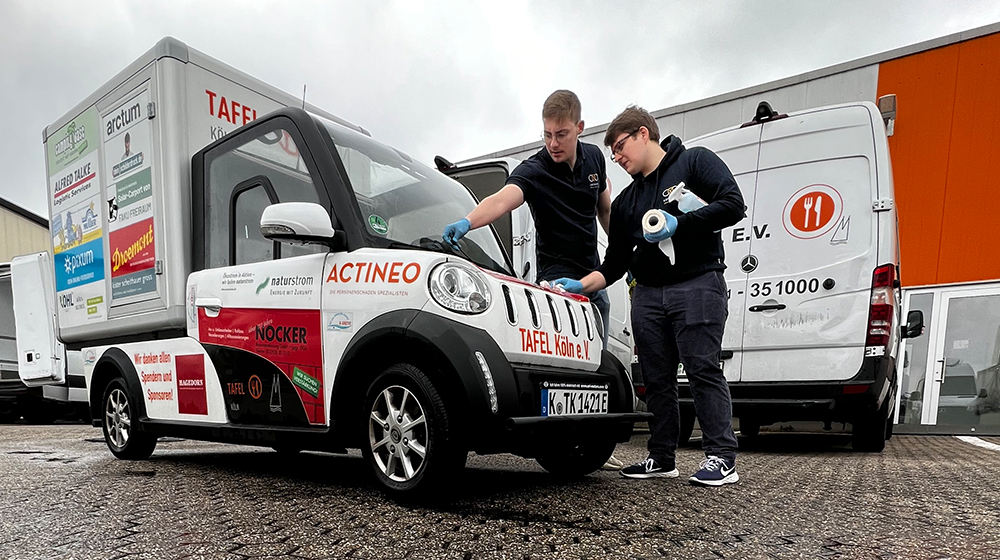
689, 455, 739, 486
620, 457, 679, 479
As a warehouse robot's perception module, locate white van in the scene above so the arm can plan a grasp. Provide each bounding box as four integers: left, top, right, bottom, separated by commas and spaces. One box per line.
680, 101, 924, 451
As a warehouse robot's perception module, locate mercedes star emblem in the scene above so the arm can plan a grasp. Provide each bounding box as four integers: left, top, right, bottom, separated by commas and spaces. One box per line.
741, 254, 759, 273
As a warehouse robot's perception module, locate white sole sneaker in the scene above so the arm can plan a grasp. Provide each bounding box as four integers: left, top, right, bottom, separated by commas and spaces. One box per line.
688, 471, 740, 486
620, 468, 680, 479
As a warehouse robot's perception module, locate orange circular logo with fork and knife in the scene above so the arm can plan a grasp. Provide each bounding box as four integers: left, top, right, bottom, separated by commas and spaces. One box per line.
782, 184, 843, 239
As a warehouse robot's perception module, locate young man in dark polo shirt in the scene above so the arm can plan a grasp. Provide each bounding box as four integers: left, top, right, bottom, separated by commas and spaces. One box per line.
442, 90, 613, 342
442, 90, 622, 470
553, 106, 745, 486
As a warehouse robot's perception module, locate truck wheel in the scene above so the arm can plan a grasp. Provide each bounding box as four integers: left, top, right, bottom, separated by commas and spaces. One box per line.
362, 364, 466, 495
102, 379, 157, 460
536, 438, 616, 477
851, 400, 890, 452
678, 410, 696, 447
22, 401, 57, 424
0, 401, 19, 423
739, 418, 761, 438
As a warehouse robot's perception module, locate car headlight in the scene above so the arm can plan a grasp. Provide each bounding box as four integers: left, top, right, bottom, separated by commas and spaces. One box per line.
429, 262, 492, 314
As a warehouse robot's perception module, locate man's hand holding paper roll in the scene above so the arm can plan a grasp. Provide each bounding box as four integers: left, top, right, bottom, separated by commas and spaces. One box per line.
641, 209, 678, 242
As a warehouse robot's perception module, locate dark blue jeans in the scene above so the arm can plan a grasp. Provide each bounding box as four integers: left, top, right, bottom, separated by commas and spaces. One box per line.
632, 271, 737, 464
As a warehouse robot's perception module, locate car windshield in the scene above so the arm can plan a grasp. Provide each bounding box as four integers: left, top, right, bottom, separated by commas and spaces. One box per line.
317, 118, 510, 275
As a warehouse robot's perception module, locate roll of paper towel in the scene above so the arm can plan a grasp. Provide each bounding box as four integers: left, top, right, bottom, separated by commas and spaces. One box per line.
642, 209, 675, 264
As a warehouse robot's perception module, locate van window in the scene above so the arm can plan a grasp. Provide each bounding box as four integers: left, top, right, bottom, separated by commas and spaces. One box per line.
206, 127, 325, 268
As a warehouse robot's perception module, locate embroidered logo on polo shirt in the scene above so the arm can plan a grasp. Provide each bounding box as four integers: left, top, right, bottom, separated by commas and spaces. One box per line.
588, 173, 600, 189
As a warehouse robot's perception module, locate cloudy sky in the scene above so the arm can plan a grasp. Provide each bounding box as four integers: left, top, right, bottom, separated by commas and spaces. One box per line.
2, 0, 999, 217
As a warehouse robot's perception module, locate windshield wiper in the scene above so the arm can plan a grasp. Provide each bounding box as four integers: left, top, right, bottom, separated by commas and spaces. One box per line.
387, 239, 474, 263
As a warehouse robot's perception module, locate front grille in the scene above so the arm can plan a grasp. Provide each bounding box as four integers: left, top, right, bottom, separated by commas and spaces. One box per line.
524, 289, 539, 328
546, 295, 561, 332
565, 300, 579, 336
581, 304, 593, 340
502, 285, 516, 324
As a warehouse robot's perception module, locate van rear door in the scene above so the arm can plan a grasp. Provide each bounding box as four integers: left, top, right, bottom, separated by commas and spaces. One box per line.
740, 104, 879, 382
11, 253, 66, 386
687, 125, 763, 382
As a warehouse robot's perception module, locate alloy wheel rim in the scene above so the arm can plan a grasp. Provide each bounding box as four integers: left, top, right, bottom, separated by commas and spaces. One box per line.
105, 388, 131, 449
369, 385, 428, 482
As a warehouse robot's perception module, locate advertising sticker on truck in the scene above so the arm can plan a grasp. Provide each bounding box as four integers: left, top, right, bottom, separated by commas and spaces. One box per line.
198, 308, 325, 425
47, 106, 107, 327
103, 88, 158, 303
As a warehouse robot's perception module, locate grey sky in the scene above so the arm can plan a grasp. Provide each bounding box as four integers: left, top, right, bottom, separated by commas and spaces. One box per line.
2, 0, 999, 217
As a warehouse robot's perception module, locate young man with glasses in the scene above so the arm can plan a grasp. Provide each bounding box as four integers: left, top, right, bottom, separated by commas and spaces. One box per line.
552, 106, 745, 486
443, 90, 623, 470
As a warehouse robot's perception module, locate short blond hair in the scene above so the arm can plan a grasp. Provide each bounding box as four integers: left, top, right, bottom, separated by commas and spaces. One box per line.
542, 90, 581, 123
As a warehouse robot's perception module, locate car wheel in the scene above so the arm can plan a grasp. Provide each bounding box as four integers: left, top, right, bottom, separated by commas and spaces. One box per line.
102, 379, 157, 460
739, 418, 761, 438
22, 400, 57, 424
0, 400, 20, 423
361, 363, 466, 495
678, 410, 696, 447
536, 438, 617, 477
851, 400, 890, 452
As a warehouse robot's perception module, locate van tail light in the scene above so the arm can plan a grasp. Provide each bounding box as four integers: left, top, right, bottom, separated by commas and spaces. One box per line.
865, 264, 896, 348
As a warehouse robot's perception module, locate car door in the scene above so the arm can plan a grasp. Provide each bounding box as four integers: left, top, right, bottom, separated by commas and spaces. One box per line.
192, 117, 330, 427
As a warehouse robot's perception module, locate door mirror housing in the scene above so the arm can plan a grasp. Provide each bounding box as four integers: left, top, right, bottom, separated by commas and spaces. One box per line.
979, 388, 989, 399
260, 202, 345, 250
909, 390, 922, 401
902, 310, 924, 339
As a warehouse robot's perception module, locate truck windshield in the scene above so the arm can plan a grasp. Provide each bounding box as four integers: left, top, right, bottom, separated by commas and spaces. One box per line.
317, 119, 511, 275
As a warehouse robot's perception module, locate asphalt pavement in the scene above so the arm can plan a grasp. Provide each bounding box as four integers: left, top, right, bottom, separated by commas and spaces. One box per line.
1, 424, 999, 559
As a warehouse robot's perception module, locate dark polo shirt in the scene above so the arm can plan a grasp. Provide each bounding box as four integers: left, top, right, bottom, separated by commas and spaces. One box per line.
506, 141, 608, 281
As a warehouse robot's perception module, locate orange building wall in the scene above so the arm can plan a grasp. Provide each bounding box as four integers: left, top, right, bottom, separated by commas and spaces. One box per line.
878, 33, 1000, 287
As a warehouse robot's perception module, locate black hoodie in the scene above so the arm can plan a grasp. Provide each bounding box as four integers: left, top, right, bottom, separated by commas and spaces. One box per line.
598, 135, 745, 287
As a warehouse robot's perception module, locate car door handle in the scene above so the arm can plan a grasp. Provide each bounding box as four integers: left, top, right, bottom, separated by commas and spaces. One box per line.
623, 328, 630, 337
748, 304, 786, 312
195, 297, 223, 317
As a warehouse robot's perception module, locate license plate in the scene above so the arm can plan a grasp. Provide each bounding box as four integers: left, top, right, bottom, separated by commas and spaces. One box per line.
541, 387, 608, 417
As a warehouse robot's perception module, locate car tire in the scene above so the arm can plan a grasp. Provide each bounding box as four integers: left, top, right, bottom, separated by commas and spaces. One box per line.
851, 400, 890, 452
22, 401, 58, 424
739, 418, 761, 438
0, 401, 20, 423
678, 410, 696, 447
102, 378, 157, 460
536, 438, 617, 477
361, 363, 466, 495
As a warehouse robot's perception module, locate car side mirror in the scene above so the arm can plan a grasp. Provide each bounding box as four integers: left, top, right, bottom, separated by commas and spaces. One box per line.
909, 390, 922, 401
260, 202, 346, 250
903, 310, 925, 339
980, 388, 989, 398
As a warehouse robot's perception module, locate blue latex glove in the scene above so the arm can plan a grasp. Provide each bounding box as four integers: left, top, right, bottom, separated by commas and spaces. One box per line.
643, 210, 677, 243
552, 278, 584, 294
442, 218, 471, 249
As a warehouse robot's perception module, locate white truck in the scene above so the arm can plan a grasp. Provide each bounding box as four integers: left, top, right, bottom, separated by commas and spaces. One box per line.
12, 37, 645, 494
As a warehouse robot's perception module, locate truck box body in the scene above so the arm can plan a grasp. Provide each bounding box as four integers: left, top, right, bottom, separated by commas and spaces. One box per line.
44, 37, 364, 343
